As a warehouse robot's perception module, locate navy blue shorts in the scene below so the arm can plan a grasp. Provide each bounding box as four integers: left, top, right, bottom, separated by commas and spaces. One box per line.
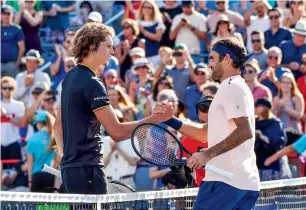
194, 181, 259, 210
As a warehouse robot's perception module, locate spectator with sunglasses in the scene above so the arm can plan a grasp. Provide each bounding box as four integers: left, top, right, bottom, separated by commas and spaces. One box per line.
248, 30, 268, 69
279, 20, 306, 80
258, 47, 291, 97
244, 0, 272, 53
264, 8, 292, 50
185, 63, 211, 121
243, 60, 272, 103
154, 43, 196, 103
129, 58, 154, 120
283, 0, 306, 29
1, 76, 25, 165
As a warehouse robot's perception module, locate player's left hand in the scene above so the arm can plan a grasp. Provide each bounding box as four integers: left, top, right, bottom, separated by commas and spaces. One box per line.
187, 150, 211, 169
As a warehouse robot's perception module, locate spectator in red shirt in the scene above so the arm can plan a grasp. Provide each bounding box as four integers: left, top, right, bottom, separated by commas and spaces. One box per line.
181, 95, 214, 187
243, 60, 272, 103
297, 53, 306, 131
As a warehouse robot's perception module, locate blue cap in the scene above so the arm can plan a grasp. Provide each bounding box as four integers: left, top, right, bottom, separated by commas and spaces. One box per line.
33, 110, 48, 125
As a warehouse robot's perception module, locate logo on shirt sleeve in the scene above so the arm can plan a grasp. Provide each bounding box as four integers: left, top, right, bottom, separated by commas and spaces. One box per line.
94, 96, 108, 101
236, 105, 240, 109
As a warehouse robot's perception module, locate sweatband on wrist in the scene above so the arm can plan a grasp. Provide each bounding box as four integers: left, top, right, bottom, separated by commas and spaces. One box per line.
163, 117, 183, 131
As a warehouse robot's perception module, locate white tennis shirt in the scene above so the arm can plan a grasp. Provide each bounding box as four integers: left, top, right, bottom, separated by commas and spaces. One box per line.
204, 75, 260, 191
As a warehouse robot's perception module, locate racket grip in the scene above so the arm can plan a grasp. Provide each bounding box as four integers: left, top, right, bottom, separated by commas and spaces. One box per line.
205, 164, 233, 180
42, 164, 62, 179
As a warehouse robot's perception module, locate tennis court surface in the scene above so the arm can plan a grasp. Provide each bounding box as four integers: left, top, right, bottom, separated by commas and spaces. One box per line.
1, 177, 306, 210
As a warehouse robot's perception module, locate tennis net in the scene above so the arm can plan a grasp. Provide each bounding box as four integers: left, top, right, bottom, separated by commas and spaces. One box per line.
1, 177, 306, 210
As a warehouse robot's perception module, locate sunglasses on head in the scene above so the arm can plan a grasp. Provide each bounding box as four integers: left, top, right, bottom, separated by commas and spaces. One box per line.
195, 72, 206, 76
197, 103, 210, 113
123, 25, 131, 29
159, 81, 170, 86
268, 55, 279, 60
216, 1, 225, 5
245, 69, 255, 74
44, 97, 56, 102
251, 39, 261, 43
269, 15, 280, 20
1, 86, 13, 91
135, 65, 147, 71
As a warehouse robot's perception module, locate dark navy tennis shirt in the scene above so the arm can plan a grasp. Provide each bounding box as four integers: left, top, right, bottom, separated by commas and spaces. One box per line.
60, 64, 109, 169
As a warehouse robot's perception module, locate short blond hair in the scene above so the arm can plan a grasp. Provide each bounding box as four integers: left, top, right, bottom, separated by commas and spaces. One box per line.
0, 76, 17, 92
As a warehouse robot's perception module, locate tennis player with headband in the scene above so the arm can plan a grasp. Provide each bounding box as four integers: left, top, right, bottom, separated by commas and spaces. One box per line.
155, 37, 260, 209
53, 22, 174, 195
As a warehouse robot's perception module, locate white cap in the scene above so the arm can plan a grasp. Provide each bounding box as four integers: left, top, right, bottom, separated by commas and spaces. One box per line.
129, 47, 145, 57
88, 11, 103, 23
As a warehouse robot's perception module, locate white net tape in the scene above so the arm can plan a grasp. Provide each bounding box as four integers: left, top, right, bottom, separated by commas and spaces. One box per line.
1, 177, 306, 210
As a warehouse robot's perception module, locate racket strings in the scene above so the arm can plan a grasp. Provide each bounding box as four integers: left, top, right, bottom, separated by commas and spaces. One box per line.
133, 124, 181, 166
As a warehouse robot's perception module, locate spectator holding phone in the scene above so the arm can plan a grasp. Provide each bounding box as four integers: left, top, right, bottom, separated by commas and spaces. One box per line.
170, 0, 207, 63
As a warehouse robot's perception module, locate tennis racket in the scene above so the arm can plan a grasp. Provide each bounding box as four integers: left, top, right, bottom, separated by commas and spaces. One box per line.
42, 164, 135, 194
131, 123, 233, 180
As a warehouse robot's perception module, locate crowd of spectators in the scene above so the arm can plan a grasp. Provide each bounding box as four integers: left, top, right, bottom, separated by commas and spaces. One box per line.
1, 0, 306, 193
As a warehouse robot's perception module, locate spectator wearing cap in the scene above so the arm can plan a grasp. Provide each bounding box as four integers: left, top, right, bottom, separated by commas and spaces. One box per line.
1, 5, 25, 78
208, 14, 244, 51
87, 11, 102, 23
121, 47, 146, 91
49, 31, 75, 89
14, 0, 43, 53
104, 56, 120, 74
185, 63, 211, 121
41, 1, 76, 43
264, 8, 292, 50
115, 18, 145, 81
159, 0, 182, 48
170, 0, 207, 63
244, 0, 271, 53
1, 76, 25, 164
137, 0, 166, 67
104, 69, 120, 87
272, 73, 304, 132
254, 98, 292, 181
129, 58, 154, 120
248, 30, 268, 69
155, 43, 196, 103
297, 53, 306, 131
279, 20, 306, 80
14, 49, 51, 108
243, 60, 272, 103
206, 0, 245, 33
26, 110, 56, 192
258, 47, 291, 97
201, 82, 220, 96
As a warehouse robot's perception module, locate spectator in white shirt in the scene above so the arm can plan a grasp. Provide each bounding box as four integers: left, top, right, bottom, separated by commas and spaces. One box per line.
244, 0, 271, 53
14, 49, 51, 108
1, 76, 25, 164
170, 0, 207, 63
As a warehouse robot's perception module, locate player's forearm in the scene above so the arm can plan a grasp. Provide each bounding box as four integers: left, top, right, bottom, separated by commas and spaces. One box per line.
268, 145, 296, 163
54, 107, 64, 157
179, 122, 208, 143
207, 126, 252, 159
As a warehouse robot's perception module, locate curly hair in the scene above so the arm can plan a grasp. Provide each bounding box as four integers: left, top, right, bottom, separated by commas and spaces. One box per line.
68, 22, 114, 63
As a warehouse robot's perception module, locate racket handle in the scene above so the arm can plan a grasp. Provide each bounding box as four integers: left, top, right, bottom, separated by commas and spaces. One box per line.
205, 164, 233, 180
42, 164, 62, 179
